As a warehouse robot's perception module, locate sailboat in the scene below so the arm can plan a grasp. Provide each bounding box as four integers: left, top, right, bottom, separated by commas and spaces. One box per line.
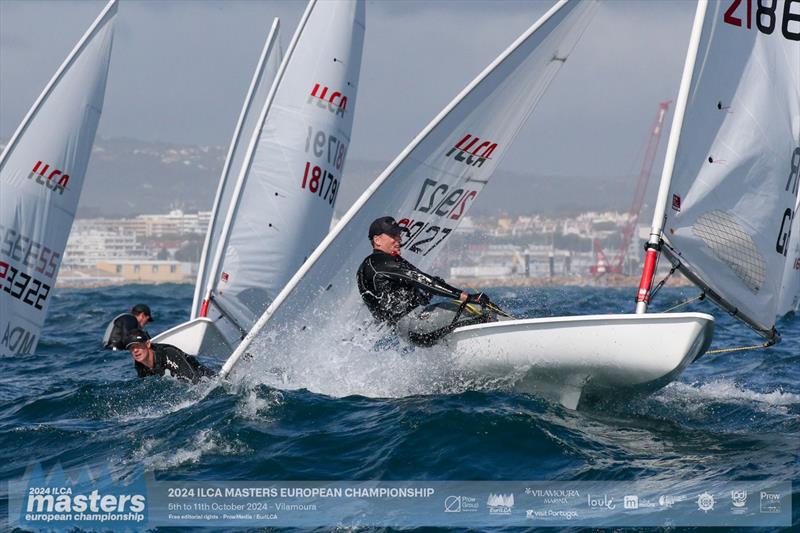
0, 0, 117, 356
221, 0, 798, 410
152, 0, 366, 358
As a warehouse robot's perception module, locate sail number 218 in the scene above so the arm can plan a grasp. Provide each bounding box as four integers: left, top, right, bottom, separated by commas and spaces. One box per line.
724, 0, 800, 40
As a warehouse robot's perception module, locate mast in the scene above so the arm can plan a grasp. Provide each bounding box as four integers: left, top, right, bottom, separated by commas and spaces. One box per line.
193, 17, 280, 318
219, 0, 594, 378
634, 0, 708, 314
0, 0, 118, 170
199, 0, 318, 320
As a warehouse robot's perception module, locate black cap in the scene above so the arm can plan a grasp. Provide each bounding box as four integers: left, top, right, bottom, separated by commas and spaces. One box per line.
131, 303, 154, 322
368, 216, 402, 241
124, 329, 150, 350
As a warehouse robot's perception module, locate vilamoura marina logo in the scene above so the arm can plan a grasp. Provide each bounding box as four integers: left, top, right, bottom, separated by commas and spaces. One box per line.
13, 461, 148, 529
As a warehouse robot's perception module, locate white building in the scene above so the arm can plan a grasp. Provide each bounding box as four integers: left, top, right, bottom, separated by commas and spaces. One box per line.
62, 229, 151, 269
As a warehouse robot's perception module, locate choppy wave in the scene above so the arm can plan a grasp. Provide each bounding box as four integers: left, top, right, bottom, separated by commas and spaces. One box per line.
1, 284, 797, 530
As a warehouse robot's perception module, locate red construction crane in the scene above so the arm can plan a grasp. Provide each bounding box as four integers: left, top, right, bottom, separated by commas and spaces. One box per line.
591, 100, 671, 276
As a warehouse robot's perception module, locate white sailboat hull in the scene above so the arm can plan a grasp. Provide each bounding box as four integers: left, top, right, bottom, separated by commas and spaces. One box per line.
445, 312, 714, 409
151, 318, 234, 360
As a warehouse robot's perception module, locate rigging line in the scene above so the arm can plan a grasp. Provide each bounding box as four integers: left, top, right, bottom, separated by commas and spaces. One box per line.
663, 292, 705, 313
706, 341, 773, 355
648, 249, 673, 303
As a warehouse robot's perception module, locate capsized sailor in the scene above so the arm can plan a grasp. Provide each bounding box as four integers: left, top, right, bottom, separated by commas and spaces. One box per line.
356, 216, 494, 346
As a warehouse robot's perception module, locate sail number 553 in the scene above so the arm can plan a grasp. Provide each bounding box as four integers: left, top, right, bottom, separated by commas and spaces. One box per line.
724, 0, 800, 40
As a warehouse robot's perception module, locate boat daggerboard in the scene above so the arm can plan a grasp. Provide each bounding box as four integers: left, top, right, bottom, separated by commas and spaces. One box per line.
199, 0, 366, 347
191, 18, 282, 320
221, 0, 597, 377
657, 0, 800, 339
0, 0, 117, 356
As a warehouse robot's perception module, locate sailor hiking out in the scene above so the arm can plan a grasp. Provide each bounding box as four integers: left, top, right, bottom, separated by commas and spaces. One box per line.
124, 329, 214, 383
356, 216, 495, 346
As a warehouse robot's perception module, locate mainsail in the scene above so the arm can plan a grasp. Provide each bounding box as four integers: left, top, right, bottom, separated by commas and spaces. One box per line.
221, 0, 597, 377
0, 0, 117, 356
199, 0, 365, 345
191, 18, 282, 320
777, 193, 800, 316
639, 0, 800, 339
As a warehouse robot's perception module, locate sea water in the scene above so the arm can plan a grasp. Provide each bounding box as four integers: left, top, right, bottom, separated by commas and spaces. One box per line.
0, 284, 797, 531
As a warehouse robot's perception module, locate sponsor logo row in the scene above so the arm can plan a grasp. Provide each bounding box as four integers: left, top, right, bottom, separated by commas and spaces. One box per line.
442, 489, 783, 516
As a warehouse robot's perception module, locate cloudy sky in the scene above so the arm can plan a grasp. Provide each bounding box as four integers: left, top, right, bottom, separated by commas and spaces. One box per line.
0, 0, 694, 179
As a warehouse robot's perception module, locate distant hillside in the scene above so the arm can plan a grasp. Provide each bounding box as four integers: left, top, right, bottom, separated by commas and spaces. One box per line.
17, 138, 649, 218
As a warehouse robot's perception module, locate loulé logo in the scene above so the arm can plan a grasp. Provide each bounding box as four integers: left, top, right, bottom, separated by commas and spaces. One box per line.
28, 161, 70, 195
309, 83, 348, 117
14, 461, 147, 529
445, 134, 498, 168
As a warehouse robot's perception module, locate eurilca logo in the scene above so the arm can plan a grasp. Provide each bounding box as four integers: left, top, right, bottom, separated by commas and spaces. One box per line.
309, 83, 348, 117
486, 493, 513, 515
28, 161, 70, 195
445, 134, 498, 168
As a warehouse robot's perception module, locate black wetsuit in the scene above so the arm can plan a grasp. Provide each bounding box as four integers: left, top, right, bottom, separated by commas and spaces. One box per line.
105, 313, 149, 350
356, 250, 462, 325
135, 343, 215, 384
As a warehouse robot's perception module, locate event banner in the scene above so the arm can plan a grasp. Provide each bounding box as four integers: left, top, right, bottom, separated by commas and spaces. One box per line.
5, 463, 792, 529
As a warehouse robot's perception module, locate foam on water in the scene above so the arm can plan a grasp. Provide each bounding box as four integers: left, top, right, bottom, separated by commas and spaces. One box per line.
654, 378, 800, 414
132, 429, 248, 470
235, 387, 284, 421
236, 318, 524, 398
107, 379, 220, 423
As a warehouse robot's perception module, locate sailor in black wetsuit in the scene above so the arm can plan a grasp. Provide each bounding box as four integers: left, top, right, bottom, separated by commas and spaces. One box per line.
356, 216, 493, 346
104, 303, 154, 350
124, 330, 215, 384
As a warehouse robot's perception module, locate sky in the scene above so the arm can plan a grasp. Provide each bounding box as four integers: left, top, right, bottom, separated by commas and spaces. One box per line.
0, 0, 695, 180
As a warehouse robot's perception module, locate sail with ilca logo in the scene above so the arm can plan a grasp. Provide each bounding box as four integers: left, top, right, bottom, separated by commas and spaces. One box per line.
0, 0, 117, 356
221, 0, 797, 409
153, 0, 365, 359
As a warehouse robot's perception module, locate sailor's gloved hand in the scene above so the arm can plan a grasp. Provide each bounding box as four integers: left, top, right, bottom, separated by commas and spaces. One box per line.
467, 292, 491, 306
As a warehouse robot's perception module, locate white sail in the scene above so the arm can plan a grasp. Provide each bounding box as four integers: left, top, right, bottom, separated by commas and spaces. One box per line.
657, 0, 800, 336
222, 0, 597, 377
191, 18, 282, 320
0, 0, 117, 356
203, 0, 365, 339
777, 193, 800, 316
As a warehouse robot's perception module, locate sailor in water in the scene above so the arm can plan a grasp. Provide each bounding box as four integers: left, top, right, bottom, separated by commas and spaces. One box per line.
124, 330, 215, 383
356, 216, 494, 346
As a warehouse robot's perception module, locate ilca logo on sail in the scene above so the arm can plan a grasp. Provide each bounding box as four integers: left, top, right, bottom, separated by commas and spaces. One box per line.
28, 161, 70, 195
309, 83, 348, 117
445, 133, 497, 168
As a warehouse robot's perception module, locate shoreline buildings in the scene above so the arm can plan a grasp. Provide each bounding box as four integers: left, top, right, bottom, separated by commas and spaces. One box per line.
59, 209, 657, 288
